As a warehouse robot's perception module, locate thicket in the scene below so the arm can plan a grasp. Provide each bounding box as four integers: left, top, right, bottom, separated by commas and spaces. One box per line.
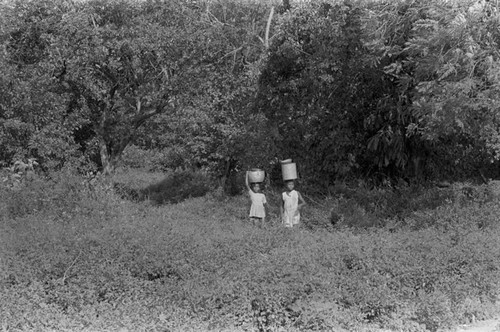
2, 0, 500, 186
1, 170, 500, 332
113, 167, 212, 204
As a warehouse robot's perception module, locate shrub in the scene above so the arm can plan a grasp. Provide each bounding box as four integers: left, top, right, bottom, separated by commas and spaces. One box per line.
319, 182, 468, 229
141, 168, 211, 204
121, 145, 188, 171
0, 166, 121, 220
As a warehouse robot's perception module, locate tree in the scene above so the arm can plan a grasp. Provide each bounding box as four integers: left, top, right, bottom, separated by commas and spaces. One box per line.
257, 2, 382, 185
133, 0, 278, 185
2, 0, 276, 179
0, 0, 82, 169
395, 0, 500, 179
258, 0, 500, 184
44, 0, 219, 175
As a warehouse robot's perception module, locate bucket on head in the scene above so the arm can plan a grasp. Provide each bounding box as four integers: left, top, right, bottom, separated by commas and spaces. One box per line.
248, 168, 265, 183
280, 160, 297, 181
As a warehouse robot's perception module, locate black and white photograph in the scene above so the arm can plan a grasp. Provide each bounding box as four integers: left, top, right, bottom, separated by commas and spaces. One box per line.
1, 0, 500, 331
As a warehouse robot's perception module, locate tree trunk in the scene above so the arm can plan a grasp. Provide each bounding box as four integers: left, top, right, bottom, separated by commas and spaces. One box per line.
99, 131, 137, 176
220, 157, 238, 195
99, 139, 122, 176
99, 140, 113, 176
96, 99, 163, 176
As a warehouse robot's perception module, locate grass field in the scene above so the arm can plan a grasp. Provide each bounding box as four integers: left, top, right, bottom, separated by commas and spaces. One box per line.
1, 168, 500, 332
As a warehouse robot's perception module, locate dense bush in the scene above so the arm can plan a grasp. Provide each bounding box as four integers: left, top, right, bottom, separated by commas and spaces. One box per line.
112, 168, 213, 205
112, 167, 212, 204
0, 167, 120, 220
4, 0, 500, 185
141, 169, 211, 204
309, 180, 500, 230
121, 145, 188, 171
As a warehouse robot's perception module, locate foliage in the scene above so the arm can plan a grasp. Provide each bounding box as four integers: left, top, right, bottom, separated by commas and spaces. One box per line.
1, 0, 275, 178
253, 0, 500, 184
367, 0, 500, 180
4, 1, 500, 330
120, 144, 173, 171
1, 158, 38, 189
0, 0, 87, 170
133, 0, 278, 184
258, 2, 368, 183
140, 169, 210, 204
325, 182, 455, 228
113, 167, 212, 204
2, 169, 500, 331
45, 0, 221, 175
0, 165, 117, 220
3, 0, 500, 186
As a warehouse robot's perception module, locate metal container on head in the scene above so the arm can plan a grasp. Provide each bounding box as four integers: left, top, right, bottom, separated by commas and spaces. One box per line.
248, 168, 265, 183
280, 159, 297, 181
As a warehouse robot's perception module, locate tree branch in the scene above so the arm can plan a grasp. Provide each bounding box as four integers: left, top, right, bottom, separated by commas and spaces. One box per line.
131, 106, 164, 130
264, 7, 275, 49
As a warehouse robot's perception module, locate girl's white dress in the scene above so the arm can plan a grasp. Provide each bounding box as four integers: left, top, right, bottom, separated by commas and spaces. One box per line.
282, 190, 300, 227
249, 191, 266, 218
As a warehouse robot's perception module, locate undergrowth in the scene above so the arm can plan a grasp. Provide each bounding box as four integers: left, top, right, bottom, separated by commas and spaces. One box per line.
1, 169, 499, 332
113, 167, 211, 204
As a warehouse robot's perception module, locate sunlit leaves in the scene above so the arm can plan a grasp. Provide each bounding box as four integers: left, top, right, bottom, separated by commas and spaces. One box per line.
406, 0, 500, 164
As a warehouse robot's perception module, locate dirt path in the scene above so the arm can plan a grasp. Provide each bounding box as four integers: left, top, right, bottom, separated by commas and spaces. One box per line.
453, 318, 500, 332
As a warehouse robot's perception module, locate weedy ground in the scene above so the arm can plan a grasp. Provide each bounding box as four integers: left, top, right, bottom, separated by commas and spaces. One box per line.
1, 167, 499, 332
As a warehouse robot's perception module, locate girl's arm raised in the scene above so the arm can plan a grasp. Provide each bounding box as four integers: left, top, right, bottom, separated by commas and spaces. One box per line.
245, 171, 251, 191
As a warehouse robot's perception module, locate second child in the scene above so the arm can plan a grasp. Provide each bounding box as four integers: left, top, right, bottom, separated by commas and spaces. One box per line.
280, 180, 306, 228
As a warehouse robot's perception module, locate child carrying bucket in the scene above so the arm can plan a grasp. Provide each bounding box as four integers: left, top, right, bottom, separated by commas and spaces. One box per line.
245, 169, 267, 225
280, 160, 306, 227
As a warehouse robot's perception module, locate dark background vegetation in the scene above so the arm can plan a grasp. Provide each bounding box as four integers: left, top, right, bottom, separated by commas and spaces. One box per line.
1, 0, 500, 331
2, 0, 500, 187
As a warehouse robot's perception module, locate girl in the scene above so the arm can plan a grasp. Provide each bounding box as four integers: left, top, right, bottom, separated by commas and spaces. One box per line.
245, 171, 267, 224
280, 180, 306, 227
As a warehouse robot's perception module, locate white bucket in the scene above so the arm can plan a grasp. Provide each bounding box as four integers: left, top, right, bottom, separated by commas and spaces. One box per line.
248, 169, 265, 183
281, 160, 297, 180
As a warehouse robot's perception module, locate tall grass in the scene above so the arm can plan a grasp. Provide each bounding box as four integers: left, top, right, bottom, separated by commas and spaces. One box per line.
1, 170, 499, 332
